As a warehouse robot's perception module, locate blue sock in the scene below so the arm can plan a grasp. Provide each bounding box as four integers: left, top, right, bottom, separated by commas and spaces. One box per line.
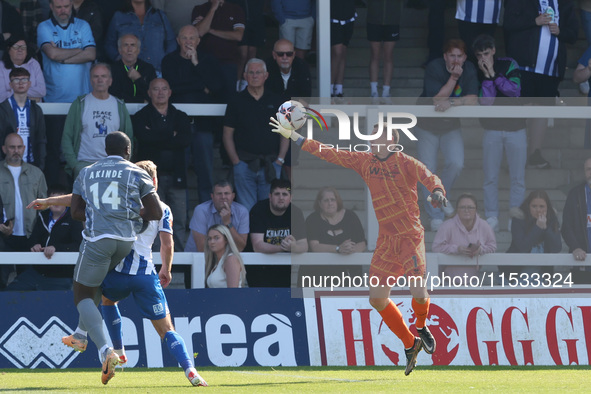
164, 331, 193, 371
101, 304, 123, 350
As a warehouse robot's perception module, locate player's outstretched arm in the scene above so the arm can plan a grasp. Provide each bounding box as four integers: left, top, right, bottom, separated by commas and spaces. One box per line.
269, 117, 303, 141
27, 194, 73, 210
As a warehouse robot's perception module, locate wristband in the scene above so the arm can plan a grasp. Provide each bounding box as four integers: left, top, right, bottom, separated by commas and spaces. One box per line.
277, 157, 285, 164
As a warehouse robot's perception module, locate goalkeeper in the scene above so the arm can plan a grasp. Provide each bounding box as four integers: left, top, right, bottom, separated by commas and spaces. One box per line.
270, 117, 448, 376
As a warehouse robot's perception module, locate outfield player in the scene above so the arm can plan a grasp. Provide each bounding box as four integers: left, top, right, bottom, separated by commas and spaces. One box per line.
270, 118, 448, 375
67, 132, 162, 384
29, 160, 207, 387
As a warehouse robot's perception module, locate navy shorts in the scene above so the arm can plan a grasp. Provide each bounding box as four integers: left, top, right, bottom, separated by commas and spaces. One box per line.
367, 23, 400, 42
101, 270, 169, 320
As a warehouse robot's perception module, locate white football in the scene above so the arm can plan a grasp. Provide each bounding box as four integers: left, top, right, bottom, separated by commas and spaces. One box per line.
277, 100, 307, 131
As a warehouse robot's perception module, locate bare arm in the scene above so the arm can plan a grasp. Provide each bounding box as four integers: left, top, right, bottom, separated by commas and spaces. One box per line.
223, 254, 242, 288
70, 194, 86, 221
574, 62, 591, 84
223, 126, 240, 165
276, 136, 289, 165
292, 238, 308, 253
141, 193, 163, 221
194, 1, 219, 37
251, 232, 283, 253
27, 194, 73, 210
232, 231, 248, 252
158, 231, 173, 288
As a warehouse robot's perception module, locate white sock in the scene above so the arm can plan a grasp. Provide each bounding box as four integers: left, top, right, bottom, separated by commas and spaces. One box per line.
99, 344, 110, 360
382, 85, 391, 97
370, 82, 378, 95
74, 327, 87, 337
335, 84, 343, 95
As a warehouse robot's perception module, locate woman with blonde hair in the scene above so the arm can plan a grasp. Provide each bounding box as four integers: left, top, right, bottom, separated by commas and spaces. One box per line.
204, 224, 247, 288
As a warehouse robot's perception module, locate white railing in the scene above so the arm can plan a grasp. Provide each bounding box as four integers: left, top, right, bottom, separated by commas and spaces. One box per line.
1, 252, 587, 289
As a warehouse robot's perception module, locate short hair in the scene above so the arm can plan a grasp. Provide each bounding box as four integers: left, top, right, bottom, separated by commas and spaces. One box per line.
472, 34, 496, 54
105, 132, 130, 156
117, 34, 141, 49
373, 123, 400, 144
213, 179, 234, 192
48, 184, 70, 196
245, 58, 267, 73
90, 62, 112, 78
270, 178, 291, 194
455, 193, 478, 211
443, 39, 466, 55
313, 187, 344, 212
135, 160, 157, 179
9, 68, 30, 79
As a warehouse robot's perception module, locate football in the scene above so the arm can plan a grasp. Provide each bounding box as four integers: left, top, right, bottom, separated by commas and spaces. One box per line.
277, 100, 307, 131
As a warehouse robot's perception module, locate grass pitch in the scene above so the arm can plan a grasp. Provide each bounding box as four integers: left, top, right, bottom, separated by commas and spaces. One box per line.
1, 366, 590, 392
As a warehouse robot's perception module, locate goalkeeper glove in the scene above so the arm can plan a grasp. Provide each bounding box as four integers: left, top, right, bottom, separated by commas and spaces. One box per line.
429, 189, 448, 209
269, 116, 303, 142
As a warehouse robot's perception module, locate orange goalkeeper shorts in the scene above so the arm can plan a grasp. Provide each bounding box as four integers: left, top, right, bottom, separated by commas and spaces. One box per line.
369, 233, 426, 284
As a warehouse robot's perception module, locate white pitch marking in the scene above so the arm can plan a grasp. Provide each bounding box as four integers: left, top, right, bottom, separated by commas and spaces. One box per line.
231, 370, 362, 382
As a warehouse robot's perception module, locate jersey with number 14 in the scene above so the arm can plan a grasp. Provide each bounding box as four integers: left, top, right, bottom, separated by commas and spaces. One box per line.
73, 155, 156, 242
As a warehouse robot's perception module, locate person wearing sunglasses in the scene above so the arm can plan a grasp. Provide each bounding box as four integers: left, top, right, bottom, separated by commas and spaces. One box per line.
265, 38, 311, 102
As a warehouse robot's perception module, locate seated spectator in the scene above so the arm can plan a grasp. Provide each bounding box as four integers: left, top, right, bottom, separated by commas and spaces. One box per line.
508, 190, 562, 254
0, 35, 45, 102
0, 68, 46, 170
265, 38, 312, 102
204, 224, 247, 288
432, 193, 496, 278
299, 186, 366, 286
109, 34, 156, 103
248, 179, 307, 287
306, 186, 366, 254
562, 157, 591, 283
185, 179, 249, 253
6, 184, 82, 291
507, 190, 561, 282
105, 0, 177, 76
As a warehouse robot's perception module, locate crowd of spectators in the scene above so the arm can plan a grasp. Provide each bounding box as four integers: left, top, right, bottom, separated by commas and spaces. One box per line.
0, 0, 589, 290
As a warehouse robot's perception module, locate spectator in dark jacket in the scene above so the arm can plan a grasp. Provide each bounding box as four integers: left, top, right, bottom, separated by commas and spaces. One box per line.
265, 38, 311, 102
132, 78, 191, 250
6, 184, 82, 290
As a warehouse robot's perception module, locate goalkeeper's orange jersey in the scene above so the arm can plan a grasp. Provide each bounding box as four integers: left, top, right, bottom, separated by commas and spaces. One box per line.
302, 139, 445, 236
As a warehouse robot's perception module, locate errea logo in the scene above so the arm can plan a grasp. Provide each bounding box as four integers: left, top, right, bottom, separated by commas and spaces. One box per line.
0, 317, 78, 369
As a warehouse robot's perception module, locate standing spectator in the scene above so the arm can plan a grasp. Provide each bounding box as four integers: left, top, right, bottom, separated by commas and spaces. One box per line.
271, 0, 315, 60
133, 78, 191, 251
109, 34, 157, 103
0, 35, 45, 102
204, 224, 247, 288
192, 0, 245, 99
473, 34, 526, 233
0, 0, 25, 59
6, 184, 82, 290
233, 0, 266, 92
577, 0, 591, 94
432, 194, 496, 278
572, 41, 591, 148
504, 0, 578, 169
0, 68, 46, 170
72, 0, 103, 60
150, 0, 203, 34
265, 38, 312, 102
330, 0, 356, 98
105, 0, 177, 76
37, 0, 96, 103
366, 0, 401, 103
19, 0, 44, 50
162, 25, 223, 204
61, 63, 133, 179
562, 157, 591, 283
223, 58, 287, 211
37, 0, 96, 186
186, 179, 249, 253
0, 133, 47, 286
508, 190, 562, 253
424, 0, 447, 65
416, 39, 478, 231
248, 178, 307, 287
455, 0, 501, 64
